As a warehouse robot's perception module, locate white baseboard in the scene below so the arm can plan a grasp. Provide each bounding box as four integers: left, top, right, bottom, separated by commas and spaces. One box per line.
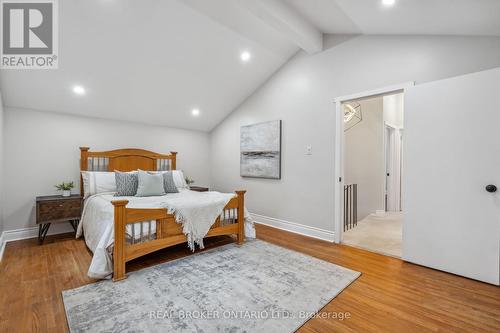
0, 223, 75, 261
0, 232, 5, 263
251, 213, 335, 242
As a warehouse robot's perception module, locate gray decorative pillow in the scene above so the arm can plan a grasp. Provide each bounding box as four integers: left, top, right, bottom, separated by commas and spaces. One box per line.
115, 171, 138, 196
136, 170, 166, 197
163, 171, 179, 193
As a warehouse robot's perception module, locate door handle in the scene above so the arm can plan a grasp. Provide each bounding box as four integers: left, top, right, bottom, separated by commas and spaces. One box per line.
485, 184, 497, 193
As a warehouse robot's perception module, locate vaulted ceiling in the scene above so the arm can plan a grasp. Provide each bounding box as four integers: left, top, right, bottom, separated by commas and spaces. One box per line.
285, 0, 500, 36
1, 0, 499, 131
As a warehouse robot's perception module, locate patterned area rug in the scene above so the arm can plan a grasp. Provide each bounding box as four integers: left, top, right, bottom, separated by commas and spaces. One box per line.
62, 240, 360, 332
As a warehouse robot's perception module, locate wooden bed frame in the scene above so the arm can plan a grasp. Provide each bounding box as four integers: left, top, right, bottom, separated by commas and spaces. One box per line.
80, 147, 245, 281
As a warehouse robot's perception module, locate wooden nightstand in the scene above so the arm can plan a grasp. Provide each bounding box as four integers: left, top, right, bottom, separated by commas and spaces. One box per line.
36, 194, 83, 244
189, 186, 209, 192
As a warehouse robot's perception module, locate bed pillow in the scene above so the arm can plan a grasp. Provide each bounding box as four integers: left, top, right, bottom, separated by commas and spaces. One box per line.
114, 171, 138, 196
81, 171, 116, 198
135, 170, 166, 197
162, 171, 179, 193
172, 170, 188, 189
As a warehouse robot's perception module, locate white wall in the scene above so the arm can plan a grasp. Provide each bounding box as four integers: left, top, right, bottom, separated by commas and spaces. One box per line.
344, 97, 385, 220
0, 92, 4, 235
209, 35, 500, 234
383, 93, 404, 129
2, 108, 211, 232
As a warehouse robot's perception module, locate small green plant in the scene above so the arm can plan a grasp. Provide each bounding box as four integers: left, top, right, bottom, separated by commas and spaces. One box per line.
185, 177, 195, 186
55, 181, 74, 191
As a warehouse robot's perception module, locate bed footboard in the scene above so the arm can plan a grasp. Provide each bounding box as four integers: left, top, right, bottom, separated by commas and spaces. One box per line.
111, 190, 246, 281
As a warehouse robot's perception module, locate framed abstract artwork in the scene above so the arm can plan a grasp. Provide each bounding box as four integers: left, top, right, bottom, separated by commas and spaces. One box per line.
240, 120, 281, 179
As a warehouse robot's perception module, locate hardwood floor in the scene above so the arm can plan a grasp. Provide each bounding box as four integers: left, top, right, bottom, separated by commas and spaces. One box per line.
0, 224, 498, 332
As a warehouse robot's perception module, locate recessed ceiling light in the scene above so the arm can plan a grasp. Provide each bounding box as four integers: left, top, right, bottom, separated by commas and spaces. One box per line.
73, 85, 86, 95
382, 0, 395, 6
240, 51, 251, 62
191, 108, 200, 116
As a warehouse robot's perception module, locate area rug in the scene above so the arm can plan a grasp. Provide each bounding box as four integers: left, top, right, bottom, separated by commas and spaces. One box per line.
62, 240, 360, 333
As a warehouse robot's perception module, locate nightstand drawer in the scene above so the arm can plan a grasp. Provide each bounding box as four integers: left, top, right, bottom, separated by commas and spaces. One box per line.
37, 199, 81, 223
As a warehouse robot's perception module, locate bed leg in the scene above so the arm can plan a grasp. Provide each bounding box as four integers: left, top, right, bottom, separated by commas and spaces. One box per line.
235, 190, 246, 245
112, 200, 129, 281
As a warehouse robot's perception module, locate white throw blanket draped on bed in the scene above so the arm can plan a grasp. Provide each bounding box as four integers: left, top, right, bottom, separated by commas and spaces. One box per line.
159, 191, 237, 250
77, 190, 255, 279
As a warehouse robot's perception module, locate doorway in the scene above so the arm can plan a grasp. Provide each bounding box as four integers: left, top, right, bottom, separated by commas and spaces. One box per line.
333, 83, 412, 258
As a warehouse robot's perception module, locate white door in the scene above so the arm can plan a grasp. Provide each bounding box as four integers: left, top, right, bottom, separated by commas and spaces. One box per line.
385, 126, 392, 211
385, 125, 403, 212
403, 68, 500, 285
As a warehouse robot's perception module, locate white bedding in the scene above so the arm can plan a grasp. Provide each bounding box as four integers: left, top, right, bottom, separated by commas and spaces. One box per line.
76, 189, 256, 279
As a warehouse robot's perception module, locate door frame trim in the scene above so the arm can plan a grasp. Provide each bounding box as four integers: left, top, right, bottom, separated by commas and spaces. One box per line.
333, 82, 414, 244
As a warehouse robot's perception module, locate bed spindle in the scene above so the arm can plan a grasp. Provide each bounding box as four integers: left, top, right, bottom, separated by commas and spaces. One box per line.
131, 224, 135, 244
140, 222, 143, 243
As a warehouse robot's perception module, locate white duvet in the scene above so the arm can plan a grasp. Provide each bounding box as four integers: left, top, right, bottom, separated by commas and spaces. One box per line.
76, 189, 256, 279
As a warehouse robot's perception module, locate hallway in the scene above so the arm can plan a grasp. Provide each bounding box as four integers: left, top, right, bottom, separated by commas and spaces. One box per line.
342, 212, 402, 257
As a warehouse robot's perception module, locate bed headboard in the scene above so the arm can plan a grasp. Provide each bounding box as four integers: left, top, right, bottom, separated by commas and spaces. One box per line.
79, 147, 177, 196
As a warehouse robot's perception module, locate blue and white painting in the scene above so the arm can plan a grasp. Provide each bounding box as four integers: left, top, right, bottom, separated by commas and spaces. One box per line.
240, 120, 281, 179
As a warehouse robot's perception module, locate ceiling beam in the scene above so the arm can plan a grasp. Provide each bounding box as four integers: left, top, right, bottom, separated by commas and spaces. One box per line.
239, 0, 323, 54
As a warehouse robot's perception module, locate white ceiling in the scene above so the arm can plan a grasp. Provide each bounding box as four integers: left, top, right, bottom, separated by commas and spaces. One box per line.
285, 0, 500, 36
1, 0, 499, 131
0, 0, 298, 131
